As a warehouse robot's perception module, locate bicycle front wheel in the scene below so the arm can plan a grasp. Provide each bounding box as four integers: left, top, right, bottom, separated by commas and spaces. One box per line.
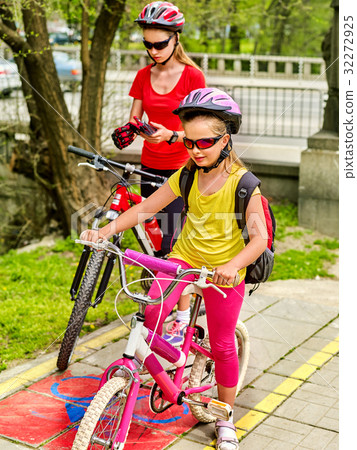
57, 250, 106, 371
72, 377, 130, 450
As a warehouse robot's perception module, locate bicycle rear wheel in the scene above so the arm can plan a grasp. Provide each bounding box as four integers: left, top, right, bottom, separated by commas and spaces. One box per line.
72, 377, 130, 449
188, 320, 250, 423
57, 250, 105, 371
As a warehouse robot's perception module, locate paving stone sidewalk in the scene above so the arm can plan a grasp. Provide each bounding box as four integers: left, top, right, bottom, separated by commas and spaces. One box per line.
0, 278, 339, 449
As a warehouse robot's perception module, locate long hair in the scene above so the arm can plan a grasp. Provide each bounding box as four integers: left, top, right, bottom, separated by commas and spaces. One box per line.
180, 111, 245, 171
175, 41, 202, 72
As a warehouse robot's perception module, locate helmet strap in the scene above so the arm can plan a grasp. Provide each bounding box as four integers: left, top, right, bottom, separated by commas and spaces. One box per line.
197, 137, 232, 173
161, 40, 178, 65
146, 50, 157, 66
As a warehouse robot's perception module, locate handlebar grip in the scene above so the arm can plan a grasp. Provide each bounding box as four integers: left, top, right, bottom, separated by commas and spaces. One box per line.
68, 145, 96, 160
123, 249, 181, 277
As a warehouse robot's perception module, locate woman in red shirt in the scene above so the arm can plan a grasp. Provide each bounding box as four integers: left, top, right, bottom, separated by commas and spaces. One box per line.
112, 2, 206, 344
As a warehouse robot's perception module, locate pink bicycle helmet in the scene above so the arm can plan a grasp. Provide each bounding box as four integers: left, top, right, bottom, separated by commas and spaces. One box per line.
173, 87, 242, 134
135, 2, 185, 32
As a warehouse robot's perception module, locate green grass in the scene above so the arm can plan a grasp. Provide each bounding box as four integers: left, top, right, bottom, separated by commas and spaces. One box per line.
0, 234, 141, 372
270, 248, 337, 281
313, 238, 339, 250
270, 202, 338, 281
270, 202, 299, 240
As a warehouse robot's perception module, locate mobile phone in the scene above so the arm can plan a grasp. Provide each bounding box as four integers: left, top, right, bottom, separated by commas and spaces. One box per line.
130, 116, 157, 136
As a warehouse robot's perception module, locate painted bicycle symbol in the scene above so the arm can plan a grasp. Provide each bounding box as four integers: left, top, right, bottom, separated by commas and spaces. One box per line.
50, 376, 188, 425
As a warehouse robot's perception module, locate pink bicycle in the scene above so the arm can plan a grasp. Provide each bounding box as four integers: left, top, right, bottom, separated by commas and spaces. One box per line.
72, 240, 250, 449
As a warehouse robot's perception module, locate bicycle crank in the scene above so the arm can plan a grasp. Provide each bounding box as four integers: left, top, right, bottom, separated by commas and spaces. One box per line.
149, 382, 174, 413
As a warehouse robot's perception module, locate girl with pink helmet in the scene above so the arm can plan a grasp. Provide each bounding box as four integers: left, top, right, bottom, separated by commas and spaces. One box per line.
83, 87, 267, 450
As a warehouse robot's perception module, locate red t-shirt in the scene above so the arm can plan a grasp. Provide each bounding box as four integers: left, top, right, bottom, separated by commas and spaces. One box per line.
129, 64, 205, 170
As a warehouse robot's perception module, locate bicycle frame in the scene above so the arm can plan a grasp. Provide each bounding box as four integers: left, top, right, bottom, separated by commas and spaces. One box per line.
98, 294, 215, 447
77, 243, 227, 448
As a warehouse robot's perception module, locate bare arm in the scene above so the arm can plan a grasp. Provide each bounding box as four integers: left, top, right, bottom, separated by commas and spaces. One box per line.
129, 98, 143, 122
80, 182, 177, 242
213, 194, 268, 286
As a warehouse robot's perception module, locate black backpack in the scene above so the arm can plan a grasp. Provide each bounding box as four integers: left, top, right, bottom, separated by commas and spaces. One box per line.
178, 167, 276, 292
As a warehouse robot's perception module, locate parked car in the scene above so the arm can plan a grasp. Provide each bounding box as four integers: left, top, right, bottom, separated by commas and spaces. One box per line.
69, 32, 81, 44
0, 51, 81, 96
53, 51, 82, 84
0, 59, 22, 97
49, 32, 70, 45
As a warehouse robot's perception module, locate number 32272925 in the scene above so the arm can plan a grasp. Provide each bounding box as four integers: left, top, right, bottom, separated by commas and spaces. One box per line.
344, 16, 354, 75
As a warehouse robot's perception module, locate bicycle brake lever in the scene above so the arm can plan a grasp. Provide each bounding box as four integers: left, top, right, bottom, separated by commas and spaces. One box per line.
75, 239, 108, 250
78, 162, 108, 171
195, 267, 227, 298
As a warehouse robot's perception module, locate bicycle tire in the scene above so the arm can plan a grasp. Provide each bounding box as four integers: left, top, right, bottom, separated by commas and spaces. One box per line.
72, 377, 130, 450
187, 321, 250, 423
57, 250, 106, 371
235, 320, 250, 394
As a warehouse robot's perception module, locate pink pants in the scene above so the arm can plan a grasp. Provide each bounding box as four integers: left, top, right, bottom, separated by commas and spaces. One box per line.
144, 259, 245, 388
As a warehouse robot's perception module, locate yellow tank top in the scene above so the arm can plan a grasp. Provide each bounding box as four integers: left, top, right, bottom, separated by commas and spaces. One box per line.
168, 165, 260, 285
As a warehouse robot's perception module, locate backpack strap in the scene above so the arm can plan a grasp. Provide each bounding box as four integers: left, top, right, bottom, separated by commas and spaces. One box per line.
235, 171, 261, 245
179, 167, 196, 220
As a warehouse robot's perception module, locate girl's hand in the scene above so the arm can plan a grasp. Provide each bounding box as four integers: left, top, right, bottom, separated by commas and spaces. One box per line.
79, 229, 107, 243
140, 121, 172, 144
212, 261, 240, 286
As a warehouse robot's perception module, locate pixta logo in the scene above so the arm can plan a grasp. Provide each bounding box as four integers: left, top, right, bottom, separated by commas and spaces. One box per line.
71, 202, 101, 238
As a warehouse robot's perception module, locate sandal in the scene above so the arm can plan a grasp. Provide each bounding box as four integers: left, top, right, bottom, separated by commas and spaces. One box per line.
215, 420, 239, 450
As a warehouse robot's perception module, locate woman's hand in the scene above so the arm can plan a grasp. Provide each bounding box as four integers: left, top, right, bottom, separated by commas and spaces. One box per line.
140, 121, 172, 144
212, 261, 240, 286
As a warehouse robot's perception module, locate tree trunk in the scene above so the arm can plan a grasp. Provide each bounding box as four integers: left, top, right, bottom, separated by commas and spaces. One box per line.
269, 0, 292, 55
0, 0, 127, 238
79, 0, 125, 152
229, 25, 243, 53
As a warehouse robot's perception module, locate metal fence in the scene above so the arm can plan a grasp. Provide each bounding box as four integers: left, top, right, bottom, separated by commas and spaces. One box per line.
98, 81, 327, 141
0, 81, 326, 143
222, 85, 326, 138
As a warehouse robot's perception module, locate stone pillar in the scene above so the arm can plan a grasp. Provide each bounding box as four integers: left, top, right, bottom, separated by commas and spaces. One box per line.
298, 1, 339, 238
322, 0, 339, 133
298, 132, 339, 237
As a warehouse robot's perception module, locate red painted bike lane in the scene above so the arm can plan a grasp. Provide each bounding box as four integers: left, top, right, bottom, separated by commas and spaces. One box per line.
0, 368, 198, 449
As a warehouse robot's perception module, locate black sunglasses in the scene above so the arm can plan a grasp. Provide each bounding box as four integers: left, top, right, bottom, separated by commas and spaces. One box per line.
143, 33, 175, 50
183, 135, 224, 150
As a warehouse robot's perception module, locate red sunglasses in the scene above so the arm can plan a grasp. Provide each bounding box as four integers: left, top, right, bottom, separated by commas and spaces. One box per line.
183, 134, 224, 150
142, 34, 175, 50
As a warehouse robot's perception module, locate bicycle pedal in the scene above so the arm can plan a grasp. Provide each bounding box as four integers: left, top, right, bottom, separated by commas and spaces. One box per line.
206, 399, 233, 421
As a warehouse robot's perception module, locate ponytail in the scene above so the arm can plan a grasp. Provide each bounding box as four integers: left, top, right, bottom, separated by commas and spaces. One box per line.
175, 42, 203, 73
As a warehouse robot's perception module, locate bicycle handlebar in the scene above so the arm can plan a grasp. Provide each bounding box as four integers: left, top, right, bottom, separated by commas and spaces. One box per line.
123, 249, 181, 277
68, 145, 167, 186
68, 145, 95, 160
124, 247, 240, 289
75, 239, 240, 305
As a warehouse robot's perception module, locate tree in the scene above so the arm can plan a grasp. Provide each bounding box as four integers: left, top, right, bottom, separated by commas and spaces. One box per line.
0, 0, 126, 240
252, 0, 332, 56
